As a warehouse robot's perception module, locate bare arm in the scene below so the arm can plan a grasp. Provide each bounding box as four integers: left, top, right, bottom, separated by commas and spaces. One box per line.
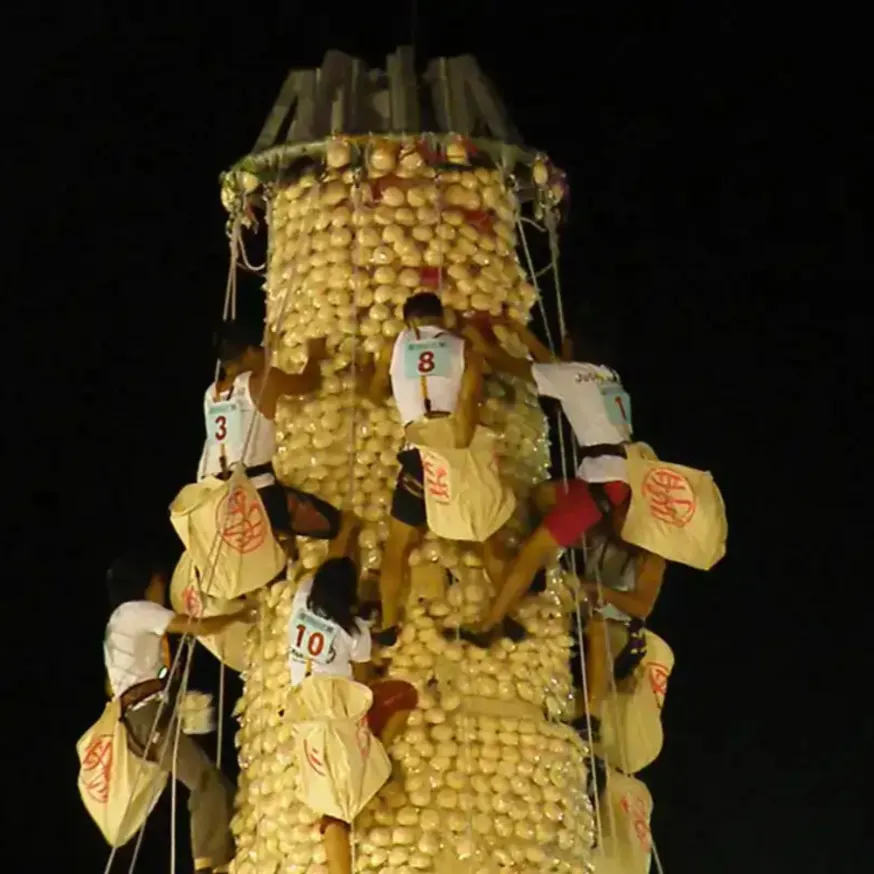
453, 341, 484, 448
581, 552, 666, 621
256, 337, 327, 419
502, 319, 557, 365
165, 610, 250, 638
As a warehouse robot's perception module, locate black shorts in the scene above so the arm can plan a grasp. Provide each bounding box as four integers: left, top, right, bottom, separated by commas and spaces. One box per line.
258, 482, 293, 534
285, 485, 342, 540
390, 448, 427, 528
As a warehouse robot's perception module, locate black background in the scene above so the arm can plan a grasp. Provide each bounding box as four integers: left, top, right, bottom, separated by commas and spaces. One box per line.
11, 2, 870, 872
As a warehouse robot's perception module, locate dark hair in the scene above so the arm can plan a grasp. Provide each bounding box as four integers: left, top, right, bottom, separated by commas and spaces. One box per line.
402, 292, 444, 323
214, 321, 263, 365
106, 552, 162, 611
307, 557, 360, 635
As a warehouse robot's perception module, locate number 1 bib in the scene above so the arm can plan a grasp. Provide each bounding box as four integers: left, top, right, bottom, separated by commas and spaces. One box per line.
600, 383, 633, 431
289, 607, 338, 667
403, 337, 451, 378
205, 398, 243, 460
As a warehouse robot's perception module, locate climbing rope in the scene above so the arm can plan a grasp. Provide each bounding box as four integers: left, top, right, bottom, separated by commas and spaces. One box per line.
538, 208, 666, 873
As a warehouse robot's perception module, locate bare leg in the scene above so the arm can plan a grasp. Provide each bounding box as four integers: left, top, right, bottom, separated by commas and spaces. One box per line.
481, 530, 511, 587
328, 512, 362, 561
531, 480, 560, 516
584, 616, 609, 719
323, 821, 352, 874
379, 516, 421, 631
482, 525, 561, 629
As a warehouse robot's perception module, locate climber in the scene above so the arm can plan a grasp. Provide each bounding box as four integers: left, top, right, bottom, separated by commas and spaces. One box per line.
570, 495, 666, 743
197, 321, 348, 554
288, 555, 418, 874
456, 322, 635, 647
362, 292, 524, 646
104, 552, 252, 874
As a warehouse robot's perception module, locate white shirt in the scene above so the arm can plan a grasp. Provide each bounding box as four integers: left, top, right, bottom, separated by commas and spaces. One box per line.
104, 601, 174, 698
197, 372, 276, 489
288, 578, 371, 688
531, 362, 633, 483
389, 325, 466, 426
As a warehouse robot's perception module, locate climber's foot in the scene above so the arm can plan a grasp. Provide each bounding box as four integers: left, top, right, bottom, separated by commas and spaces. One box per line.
373, 626, 400, 647
528, 567, 548, 595
500, 616, 527, 642
571, 714, 602, 744
359, 600, 381, 622
443, 625, 495, 648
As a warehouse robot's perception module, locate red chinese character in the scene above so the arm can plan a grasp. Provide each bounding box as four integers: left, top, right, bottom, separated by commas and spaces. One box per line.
620, 793, 651, 852
641, 467, 697, 528
423, 458, 451, 503
182, 584, 203, 618
215, 486, 267, 554
80, 735, 114, 804
304, 739, 326, 776
648, 662, 669, 706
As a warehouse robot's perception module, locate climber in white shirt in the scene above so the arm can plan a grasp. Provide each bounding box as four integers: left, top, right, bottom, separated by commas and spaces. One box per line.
287, 554, 418, 874
362, 292, 534, 646
197, 322, 345, 554
104, 552, 252, 873
457, 323, 636, 647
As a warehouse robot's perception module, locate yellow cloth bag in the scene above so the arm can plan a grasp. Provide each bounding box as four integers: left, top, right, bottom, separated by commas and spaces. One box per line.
600, 629, 675, 774
290, 675, 391, 824
622, 442, 727, 570
169, 469, 286, 600
169, 551, 247, 672
409, 418, 516, 542
76, 699, 168, 847
597, 770, 654, 874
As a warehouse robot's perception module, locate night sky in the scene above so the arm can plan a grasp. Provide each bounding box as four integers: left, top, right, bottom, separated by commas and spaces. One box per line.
14, 3, 868, 873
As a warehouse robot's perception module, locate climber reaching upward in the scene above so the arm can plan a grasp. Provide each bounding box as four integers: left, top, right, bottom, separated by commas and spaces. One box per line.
569, 498, 666, 743
457, 324, 636, 647
363, 293, 523, 646
198, 322, 349, 552
104, 552, 251, 874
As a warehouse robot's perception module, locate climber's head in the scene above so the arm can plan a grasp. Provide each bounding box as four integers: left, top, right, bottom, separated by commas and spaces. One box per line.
215, 321, 265, 379
307, 557, 360, 636
403, 292, 444, 328
106, 552, 167, 611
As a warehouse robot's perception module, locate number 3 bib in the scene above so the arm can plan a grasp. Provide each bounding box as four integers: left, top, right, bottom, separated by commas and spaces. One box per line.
205, 397, 243, 460
289, 607, 338, 667
404, 337, 451, 378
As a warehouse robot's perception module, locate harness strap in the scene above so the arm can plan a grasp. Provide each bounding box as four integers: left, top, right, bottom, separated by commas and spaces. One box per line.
413, 326, 433, 415
578, 442, 627, 461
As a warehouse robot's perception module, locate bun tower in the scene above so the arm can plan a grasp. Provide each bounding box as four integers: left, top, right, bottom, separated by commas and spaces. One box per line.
221, 49, 603, 874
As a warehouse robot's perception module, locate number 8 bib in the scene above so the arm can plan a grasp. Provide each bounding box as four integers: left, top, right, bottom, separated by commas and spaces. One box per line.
289, 607, 338, 667
403, 338, 451, 378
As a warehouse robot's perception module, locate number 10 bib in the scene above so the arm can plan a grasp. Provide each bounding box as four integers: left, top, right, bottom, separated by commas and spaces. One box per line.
404, 338, 451, 378
205, 398, 243, 459
289, 607, 337, 667
600, 383, 633, 431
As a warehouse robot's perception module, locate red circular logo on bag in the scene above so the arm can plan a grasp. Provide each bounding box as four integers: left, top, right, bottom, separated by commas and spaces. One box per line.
215, 486, 267, 554
641, 468, 696, 527
80, 734, 114, 803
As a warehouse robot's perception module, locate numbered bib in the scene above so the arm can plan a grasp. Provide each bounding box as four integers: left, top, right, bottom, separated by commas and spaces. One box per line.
289, 607, 338, 667
205, 398, 243, 459
403, 338, 451, 379
601, 384, 633, 431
